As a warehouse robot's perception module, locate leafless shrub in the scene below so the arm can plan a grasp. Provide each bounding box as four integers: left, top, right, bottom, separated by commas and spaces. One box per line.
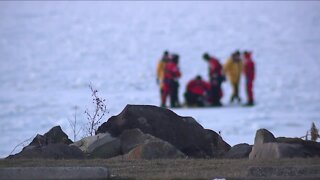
67, 106, 83, 141
300, 122, 319, 141
84, 84, 108, 136
310, 122, 319, 141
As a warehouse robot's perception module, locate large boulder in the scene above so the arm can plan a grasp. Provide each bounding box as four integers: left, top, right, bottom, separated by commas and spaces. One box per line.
249, 129, 320, 159
254, 129, 276, 145
204, 129, 231, 157
7, 144, 84, 159
26, 126, 72, 149
124, 137, 186, 160
8, 126, 78, 159
119, 128, 154, 154
276, 137, 320, 157
89, 138, 121, 159
224, 143, 252, 159
96, 105, 227, 158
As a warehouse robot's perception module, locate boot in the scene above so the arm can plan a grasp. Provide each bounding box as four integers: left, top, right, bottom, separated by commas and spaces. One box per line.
230, 95, 235, 103
244, 100, 254, 106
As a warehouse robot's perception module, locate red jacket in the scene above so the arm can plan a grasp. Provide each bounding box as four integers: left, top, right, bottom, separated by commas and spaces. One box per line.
187, 79, 211, 95
209, 57, 223, 78
244, 53, 255, 81
164, 62, 181, 80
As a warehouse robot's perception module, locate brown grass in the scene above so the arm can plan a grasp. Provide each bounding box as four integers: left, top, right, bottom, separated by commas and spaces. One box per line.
1, 157, 319, 179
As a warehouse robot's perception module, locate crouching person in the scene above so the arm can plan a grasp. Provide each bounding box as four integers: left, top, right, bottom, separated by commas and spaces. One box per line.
184, 75, 211, 107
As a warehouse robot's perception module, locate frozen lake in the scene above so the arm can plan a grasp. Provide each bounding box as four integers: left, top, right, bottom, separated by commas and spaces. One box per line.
0, 1, 320, 158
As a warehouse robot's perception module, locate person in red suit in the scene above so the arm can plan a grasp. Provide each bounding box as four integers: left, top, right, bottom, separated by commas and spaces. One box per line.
184, 75, 211, 107
162, 55, 181, 108
203, 53, 225, 106
170, 54, 181, 107
243, 51, 255, 106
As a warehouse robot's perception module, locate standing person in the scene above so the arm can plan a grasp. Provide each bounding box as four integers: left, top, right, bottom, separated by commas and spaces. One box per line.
171, 54, 181, 107
162, 55, 181, 108
184, 75, 211, 107
156, 51, 170, 105
243, 51, 255, 106
224, 51, 243, 103
203, 53, 225, 106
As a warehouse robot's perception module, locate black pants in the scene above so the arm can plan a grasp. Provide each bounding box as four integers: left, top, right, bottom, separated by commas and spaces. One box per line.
170, 80, 180, 107
185, 92, 205, 107
211, 85, 222, 106
210, 76, 224, 106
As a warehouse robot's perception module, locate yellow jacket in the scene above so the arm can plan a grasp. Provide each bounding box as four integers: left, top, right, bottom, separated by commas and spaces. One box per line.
156, 60, 166, 87
224, 58, 243, 84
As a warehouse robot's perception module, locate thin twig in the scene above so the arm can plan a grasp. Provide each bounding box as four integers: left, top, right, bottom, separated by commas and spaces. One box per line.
10, 135, 34, 155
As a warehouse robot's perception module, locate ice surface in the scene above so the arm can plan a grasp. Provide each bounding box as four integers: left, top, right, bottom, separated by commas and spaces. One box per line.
0, 1, 320, 157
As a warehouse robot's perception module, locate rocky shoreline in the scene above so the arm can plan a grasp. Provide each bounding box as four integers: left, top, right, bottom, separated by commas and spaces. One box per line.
3, 104, 320, 179
7, 105, 320, 160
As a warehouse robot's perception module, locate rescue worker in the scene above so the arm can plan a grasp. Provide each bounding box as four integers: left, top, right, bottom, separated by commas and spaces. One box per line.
243, 51, 255, 106
171, 54, 181, 107
224, 51, 243, 103
156, 51, 170, 104
162, 55, 181, 108
184, 75, 211, 107
203, 53, 225, 106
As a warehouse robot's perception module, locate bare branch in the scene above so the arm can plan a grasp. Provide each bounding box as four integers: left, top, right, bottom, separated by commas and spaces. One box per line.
10, 135, 34, 155
84, 84, 108, 136
68, 106, 82, 141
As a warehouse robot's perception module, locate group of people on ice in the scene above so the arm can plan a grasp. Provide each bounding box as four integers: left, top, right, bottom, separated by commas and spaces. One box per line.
156, 50, 255, 108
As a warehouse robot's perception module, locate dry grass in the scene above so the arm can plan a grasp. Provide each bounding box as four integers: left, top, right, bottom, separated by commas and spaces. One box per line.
1, 157, 319, 179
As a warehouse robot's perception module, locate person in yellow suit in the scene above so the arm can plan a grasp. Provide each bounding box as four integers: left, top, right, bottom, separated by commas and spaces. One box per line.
224, 51, 243, 103
156, 51, 170, 104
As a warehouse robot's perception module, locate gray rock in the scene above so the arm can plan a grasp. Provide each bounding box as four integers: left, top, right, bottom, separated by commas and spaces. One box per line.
204, 129, 231, 157
70, 133, 115, 153
249, 129, 320, 159
24, 126, 72, 151
7, 144, 84, 159
89, 138, 121, 159
254, 128, 276, 145
70, 133, 121, 159
125, 137, 186, 160
0, 167, 109, 180
120, 128, 153, 154
276, 137, 320, 157
8, 126, 78, 159
224, 143, 252, 159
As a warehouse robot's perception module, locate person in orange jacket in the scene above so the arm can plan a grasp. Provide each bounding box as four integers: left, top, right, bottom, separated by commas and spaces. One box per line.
156, 51, 170, 103
184, 75, 211, 107
162, 55, 181, 108
224, 51, 243, 103
243, 51, 255, 106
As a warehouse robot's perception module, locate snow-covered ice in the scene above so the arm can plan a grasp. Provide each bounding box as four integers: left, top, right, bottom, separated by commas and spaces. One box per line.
0, 1, 320, 158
